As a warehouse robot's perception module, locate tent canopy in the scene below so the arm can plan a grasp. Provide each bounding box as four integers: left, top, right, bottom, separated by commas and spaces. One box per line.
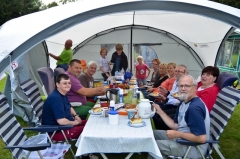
0, 0, 240, 75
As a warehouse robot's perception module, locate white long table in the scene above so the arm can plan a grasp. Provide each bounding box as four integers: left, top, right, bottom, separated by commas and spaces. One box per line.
75, 114, 162, 159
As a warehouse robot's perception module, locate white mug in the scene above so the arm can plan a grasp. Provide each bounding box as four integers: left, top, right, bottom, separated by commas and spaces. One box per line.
101, 108, 109, 117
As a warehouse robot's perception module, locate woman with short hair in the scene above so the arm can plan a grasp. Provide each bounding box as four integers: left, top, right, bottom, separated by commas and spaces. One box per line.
197, 66, 220, 112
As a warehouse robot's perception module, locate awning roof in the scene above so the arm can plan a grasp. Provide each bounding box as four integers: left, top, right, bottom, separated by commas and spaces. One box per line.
0, 0, 240, 73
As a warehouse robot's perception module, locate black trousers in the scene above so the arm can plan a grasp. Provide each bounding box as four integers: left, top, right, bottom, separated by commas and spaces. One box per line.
153, 103, 177, 130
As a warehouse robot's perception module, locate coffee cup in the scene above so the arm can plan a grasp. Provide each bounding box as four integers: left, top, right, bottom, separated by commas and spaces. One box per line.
127, 109, 136, 119
101, 107, 109, 117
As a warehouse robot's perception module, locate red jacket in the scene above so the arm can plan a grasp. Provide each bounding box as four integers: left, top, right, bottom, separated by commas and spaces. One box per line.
196, 82, 220, 112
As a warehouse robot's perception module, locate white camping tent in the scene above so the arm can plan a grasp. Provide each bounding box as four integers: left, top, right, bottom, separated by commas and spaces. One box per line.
0, 0, 240, 122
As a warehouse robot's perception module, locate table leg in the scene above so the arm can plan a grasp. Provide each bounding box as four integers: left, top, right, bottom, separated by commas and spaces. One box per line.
100, 153, 108, 159
125, 153, 134, 159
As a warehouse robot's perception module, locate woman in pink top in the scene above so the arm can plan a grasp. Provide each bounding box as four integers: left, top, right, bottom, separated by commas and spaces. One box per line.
161, 62, 176, 91
136, 55, 150, 87
197, 66, 220, 112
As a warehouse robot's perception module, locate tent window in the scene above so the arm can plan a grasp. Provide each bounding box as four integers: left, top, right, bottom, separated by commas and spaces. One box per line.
217, 35, 240, 77
134, 45, 158, 68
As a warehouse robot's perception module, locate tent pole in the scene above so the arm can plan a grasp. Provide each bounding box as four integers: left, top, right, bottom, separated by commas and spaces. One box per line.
130, 26, 133, 73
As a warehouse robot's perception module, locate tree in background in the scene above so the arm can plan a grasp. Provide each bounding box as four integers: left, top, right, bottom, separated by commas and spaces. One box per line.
59, 0, 78, 5
0, 0, 42, 26
212, 0, 240, 9
41, 2, 58, 10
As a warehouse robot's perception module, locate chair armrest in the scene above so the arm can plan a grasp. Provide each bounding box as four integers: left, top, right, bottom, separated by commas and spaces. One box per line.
23, 126, 59, 132
177, 139, 219, 146
58, 125, 74, 130
70, 102, 82, 107
5, 143, 51, 151
37, 124, 73, 130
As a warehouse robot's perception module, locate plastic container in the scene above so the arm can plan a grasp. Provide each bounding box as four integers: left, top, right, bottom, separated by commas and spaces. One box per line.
109, 110, 119, 125
23, 134, 48, 157
119, 89, 124, 103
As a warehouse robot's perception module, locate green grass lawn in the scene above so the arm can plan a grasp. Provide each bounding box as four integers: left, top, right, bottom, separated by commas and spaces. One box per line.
0, 76, 240, 159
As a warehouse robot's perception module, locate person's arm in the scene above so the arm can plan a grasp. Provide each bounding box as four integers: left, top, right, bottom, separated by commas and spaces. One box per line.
57, 118, 80, 126
152, 103, 178, 130
76, 86, 106, 97
146, 65, 151, 78
123, 53, 128, 71
166, 130, 206, 143
48, 53, 61, 61
70, 107, 82, 123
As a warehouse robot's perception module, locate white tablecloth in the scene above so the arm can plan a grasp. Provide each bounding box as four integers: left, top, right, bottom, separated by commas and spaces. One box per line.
75, 115, 162, 158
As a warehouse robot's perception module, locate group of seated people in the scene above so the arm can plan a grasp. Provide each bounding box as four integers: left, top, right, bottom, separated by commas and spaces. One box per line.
43, 55, 220, 159
136, 59, 220, 158
140, 59, 220, 130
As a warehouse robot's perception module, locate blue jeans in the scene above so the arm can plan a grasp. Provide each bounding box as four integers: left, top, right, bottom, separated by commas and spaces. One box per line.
56, 64, 68, 71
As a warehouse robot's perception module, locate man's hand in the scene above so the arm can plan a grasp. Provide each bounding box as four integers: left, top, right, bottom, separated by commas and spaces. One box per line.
147, 87, 154, 92
75, 116, 82, 124
73, 119, 81, 125
166, 130, 178, 139
152, 103, 162, 113
159, 86, 168, 95
154, 94, 166, 101
98, 86, 107, 95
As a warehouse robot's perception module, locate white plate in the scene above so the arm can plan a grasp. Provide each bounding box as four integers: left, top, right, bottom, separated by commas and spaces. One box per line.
89, 109, 102, 115
127, 121, 146, 128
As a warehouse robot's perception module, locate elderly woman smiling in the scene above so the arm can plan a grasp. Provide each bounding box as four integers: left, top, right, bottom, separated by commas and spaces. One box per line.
197, 66, 220, 112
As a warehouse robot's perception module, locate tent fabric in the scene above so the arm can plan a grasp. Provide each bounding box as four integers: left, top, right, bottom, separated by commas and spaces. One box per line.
0, 0, 240, 75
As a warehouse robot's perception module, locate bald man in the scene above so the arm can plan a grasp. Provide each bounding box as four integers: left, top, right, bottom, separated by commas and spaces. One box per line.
48, 39, 73, 71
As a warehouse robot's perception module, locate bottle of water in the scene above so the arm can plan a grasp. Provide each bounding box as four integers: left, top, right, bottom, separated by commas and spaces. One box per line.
119, 89, 124, 103
120, 68, 124, 76
115, 71, 118, 77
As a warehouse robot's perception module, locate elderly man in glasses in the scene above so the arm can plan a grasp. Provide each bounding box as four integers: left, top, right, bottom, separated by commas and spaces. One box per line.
151, 64, 188, 130
148, 75, 210, 159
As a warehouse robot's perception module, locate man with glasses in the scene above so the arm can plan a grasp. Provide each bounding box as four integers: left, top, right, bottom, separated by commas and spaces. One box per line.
152, 64, 188, 130
42, 73, 86, 141
148, 75, 210, 159
48, 39, 73, 71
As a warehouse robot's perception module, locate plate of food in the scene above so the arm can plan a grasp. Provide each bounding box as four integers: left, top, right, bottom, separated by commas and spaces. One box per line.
149, 92, 162, 97
172, 92, 179, 98
89, 107, 102, 115
127, 118, 146, 127
125, 104, 137, 110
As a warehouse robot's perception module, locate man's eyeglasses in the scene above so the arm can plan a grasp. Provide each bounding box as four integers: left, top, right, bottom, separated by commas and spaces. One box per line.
175, 70, 184, 73
177, 84, 195, 89
61, 82, 71, 85
152, 63, 158, 65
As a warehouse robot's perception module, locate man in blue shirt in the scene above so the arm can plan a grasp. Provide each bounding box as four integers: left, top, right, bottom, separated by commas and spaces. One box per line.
148, 75, 210, 159
42, 73, 85, 140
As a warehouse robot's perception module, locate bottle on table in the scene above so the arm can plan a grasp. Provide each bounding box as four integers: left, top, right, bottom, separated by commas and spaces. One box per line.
119, 89, 124, 104
109, 100, 115, 111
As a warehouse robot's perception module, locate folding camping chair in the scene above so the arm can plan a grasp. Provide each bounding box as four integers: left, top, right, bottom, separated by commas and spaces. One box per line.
169, 72, 240, 159
39, 67, 82, 107
37, 67, 55, 97
0, 92, 70, 159
19, 78, 77, 159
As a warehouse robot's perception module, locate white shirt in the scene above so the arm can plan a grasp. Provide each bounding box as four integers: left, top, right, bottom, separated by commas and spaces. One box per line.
99, 56, 110, 73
